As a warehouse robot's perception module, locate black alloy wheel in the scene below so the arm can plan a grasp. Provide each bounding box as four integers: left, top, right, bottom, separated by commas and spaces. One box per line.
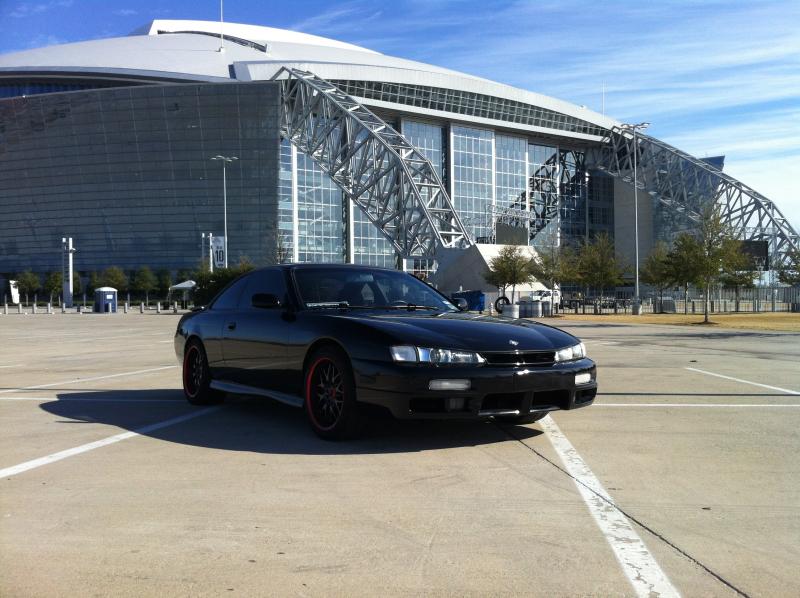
304, 348, 361, 440
182, 339, 224, 405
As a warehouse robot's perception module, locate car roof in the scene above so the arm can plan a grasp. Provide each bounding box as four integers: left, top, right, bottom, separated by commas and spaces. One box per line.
265, 263, 400, 273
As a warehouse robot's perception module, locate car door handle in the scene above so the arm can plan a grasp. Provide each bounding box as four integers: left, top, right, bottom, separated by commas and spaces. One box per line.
227, 321, 237, 330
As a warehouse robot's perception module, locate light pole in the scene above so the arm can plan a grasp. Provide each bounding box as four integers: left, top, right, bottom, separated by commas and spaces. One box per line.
620, 122, 649, 314
210, 155, 238, 268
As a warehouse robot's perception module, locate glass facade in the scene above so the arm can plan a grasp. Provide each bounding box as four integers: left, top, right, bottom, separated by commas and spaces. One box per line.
528, 144, 560, 249
0, 81, 280, 275
494, 135, 527, 213
452, 125, 494, 241
295, 150, 344, 263
0, 78, 613, 277
332, 80, 607, 138
558, 149, 589, 247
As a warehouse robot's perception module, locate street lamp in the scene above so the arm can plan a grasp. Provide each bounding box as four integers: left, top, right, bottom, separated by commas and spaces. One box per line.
619, 122, 649, 315
210, 155, 238, 268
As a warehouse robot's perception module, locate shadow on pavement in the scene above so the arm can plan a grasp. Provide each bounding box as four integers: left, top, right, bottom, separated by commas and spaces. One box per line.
42, 389, 542, 455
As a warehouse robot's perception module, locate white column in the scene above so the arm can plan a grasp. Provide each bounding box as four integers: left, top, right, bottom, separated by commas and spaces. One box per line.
291, 144, 299, 263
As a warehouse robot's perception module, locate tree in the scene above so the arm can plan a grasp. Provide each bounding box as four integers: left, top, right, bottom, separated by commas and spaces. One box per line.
640, 242, 672, 313
696, 206, 745, 323
719, 244, 756, 312
156, 269, 173, 299
193, 259, 255, 306
100, 266, 128, 291
88, 271, 100, 293
778, 249, 800, 286
132, 266, 158, 304
15, 270, 40, 305
666, 233, 704, 314
44, 271, 62, 304
486, 245, 531, 303
527, 244, 579, 313
576, 232, 627, 305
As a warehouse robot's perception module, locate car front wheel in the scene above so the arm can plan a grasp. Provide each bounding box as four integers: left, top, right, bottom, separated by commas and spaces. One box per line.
182, 339, 224, 405
304, 348, 361, 440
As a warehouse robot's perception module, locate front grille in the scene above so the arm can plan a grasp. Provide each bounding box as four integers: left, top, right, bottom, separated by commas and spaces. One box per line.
481, 392, 524, 411
481, 351, 555, 367
531, 389, 570, 410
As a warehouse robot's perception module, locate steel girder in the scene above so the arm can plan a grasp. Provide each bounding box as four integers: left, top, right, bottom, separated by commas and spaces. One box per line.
588, 126, 800, 267
272, 68, 471, 258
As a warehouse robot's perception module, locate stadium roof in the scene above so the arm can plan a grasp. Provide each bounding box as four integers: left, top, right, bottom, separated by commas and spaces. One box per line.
0, 19, 619, 138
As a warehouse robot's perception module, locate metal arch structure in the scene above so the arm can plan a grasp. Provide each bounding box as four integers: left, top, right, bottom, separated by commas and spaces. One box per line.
588, 126, 800, 267
271, 67, 471, 258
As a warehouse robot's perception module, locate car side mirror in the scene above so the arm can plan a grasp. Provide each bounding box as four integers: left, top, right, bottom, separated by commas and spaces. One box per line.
252, 293, 282, 309
453, 298, 468, 311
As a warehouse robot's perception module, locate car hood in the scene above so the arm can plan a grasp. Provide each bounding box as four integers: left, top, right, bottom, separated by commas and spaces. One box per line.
335, 311, 578, 352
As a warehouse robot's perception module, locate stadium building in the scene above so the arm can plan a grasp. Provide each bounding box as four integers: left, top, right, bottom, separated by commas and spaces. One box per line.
0, 20, 797, 288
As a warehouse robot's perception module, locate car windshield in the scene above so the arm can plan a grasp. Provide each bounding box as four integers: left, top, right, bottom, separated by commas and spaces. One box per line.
293, 268, 457, 312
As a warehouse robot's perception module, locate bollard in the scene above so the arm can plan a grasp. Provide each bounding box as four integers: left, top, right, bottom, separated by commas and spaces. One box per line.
140, 302, 144, 314
32, 303, 37, 315
47, 302, 53, 314
77, 304, 82, 314
3, 303, 7, 315
18, 303, 23, 314
62, 304, 66, 314
173, 301, 178, 314
124, 303, 129, 314
156, 302, 161, 314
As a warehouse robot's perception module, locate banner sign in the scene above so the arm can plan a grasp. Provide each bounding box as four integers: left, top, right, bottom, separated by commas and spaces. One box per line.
211, 236, 226, 269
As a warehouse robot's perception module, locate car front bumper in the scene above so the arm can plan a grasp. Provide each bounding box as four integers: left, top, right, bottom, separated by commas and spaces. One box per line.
351, 358, 597, 420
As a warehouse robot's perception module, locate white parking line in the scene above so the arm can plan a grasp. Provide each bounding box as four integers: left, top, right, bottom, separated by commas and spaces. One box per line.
686, 367, 799, 395
0, 407, 221, 479
540, 416, 680, 598
0, 366, 178, 394
597, 403, 800, 408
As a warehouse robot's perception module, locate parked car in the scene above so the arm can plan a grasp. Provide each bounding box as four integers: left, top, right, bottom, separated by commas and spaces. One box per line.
175, 265, 597, 439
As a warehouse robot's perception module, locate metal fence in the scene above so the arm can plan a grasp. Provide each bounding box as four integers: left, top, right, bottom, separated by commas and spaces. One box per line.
480, 286, 800, 316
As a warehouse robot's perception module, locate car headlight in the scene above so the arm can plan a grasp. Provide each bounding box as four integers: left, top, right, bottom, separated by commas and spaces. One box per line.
390, 345, 486, 365
554, 342, 586, 362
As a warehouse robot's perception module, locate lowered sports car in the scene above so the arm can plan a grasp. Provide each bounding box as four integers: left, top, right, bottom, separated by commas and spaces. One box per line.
175, 264, 596, 439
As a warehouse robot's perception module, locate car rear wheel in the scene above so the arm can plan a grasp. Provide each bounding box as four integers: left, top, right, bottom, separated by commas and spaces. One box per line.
182, 339, 224, 405
495, 410, 549, 425
304, 348, 361, 440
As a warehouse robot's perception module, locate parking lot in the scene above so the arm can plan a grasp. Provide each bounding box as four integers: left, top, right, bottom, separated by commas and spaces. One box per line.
1, 312, 798, 597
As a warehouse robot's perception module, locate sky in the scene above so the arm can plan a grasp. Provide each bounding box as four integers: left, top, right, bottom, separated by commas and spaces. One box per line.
1, 0, 798, 229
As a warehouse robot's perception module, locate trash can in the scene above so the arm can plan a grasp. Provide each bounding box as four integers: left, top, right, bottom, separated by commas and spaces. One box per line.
531, 301, 543, 318
93, 287, 118, 313
542, 301, 552, 317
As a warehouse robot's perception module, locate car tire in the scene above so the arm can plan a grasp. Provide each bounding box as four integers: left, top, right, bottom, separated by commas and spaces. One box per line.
495, 410, 549, 425
182, 339, 224, 405
304, 347, 361, 440
494, 295, 510, 313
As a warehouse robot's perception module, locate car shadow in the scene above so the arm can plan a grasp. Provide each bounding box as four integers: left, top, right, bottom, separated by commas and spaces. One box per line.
42, 389, 542, 455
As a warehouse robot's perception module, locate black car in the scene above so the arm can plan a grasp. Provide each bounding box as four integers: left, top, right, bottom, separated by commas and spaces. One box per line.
175, 264, 597, 439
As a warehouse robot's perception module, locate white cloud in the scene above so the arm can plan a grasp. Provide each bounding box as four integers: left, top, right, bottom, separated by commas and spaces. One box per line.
9, 0, 73, 18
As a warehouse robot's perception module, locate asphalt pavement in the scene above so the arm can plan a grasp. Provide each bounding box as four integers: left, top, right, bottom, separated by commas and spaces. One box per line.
1, 312, 798, 597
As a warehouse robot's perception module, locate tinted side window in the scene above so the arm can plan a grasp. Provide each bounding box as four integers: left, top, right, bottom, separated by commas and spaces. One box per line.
239, 269, 288, 309
210, 276, 249, 311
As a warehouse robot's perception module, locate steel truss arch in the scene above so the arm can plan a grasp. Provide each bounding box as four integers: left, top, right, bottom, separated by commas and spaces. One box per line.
588, 127, 800, 267
272, 68, 471, 258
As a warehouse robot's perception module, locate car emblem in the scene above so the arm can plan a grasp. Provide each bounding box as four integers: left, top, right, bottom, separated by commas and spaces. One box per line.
509, 339, 519, 346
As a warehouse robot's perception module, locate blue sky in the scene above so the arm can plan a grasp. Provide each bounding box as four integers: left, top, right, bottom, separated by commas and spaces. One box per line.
1, 0, 798, 229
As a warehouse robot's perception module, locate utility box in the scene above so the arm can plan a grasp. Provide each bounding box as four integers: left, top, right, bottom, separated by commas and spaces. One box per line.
451, 290, 485, 312
93, 287, 118, 313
